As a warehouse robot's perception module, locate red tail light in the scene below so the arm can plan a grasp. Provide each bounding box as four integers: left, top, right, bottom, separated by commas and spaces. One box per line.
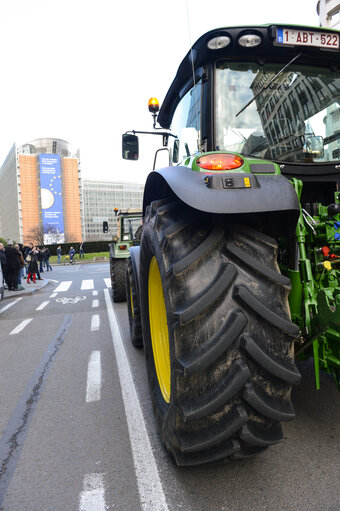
196, 153, 244, 171
119, 245, 127, 250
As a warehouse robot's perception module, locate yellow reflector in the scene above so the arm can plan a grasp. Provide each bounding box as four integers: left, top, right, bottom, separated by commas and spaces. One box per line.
323, 261, 332, 271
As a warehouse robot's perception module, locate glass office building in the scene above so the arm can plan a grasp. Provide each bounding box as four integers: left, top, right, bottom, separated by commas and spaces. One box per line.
82, 180, 144, 241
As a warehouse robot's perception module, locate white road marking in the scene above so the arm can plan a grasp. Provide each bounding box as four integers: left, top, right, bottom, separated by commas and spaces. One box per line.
104, 289, 169, 511
49, 292, 57, 298
54, 281, 72, 293
81, 279, 94, 290
79, 473, 106, 511
92, 290, 98, 296
36, 301, 50, 311
92, 299, 99, 308
0, 297, 23, 314
9, 318, 33, 335
91, 314, 100, 331
86, 351, 102, 403
104, 278, 111, 288
56, 296, 86, 305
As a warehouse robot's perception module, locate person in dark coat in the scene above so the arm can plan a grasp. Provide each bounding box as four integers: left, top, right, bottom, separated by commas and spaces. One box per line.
0, 242, 8, 288
4, 240, 21, 291
38, 248, 44, 273
27, 246, 39, 283
44, 248, 52, 271
14, 244, 25, 290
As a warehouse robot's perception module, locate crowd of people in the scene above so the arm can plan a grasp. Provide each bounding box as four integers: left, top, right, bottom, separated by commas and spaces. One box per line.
0, 242, 53, 291
0, 242, 86, 291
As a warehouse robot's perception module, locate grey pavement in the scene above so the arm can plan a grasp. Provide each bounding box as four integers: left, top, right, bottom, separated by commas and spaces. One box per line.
2, 276, 50, 299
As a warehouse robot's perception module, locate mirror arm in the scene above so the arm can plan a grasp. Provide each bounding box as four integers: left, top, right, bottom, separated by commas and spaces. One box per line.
126, 130, 177, 145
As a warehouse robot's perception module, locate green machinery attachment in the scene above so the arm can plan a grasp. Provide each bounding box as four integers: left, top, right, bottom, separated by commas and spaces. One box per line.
285, 178, 340, 389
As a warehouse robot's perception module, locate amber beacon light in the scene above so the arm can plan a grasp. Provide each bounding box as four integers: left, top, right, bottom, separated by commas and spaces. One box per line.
148, 97, 160, 113
196, 153, 244, 171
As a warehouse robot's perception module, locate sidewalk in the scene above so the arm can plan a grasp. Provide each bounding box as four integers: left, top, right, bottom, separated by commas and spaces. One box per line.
2, 277, 50, 300
52, 257, 108, 266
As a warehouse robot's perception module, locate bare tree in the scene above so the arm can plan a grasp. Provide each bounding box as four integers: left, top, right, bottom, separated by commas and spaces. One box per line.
29, 223, 45, 245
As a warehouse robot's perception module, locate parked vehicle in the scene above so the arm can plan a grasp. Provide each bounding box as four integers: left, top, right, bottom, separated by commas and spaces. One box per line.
103, 209, 143, 302
123, 24, 340, 466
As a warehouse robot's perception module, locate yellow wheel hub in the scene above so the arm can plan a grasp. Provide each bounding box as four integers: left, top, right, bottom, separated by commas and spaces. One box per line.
148, 256, 171, 403
130, 287, 134, 319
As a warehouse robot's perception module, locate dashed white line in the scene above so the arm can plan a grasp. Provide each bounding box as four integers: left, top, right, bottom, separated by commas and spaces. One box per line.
92, 290, 98, 296
0, 297, 23, 314
9, 318, 33, 335
49, 293, 57, 298
79, 473, 106, 511
104, 288, 169, 511
104, 278, 111, 288
54, 281, 72, 293
81, 279, 94, 290
92, 299, 99, 308
86, 351, 102, 403
91, 314, 100, 331
36, 301, 50, 311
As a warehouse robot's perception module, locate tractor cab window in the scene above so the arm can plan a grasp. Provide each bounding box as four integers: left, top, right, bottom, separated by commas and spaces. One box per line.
215, 60, 340, 164
121, 217, 142, 240
170, 80, 201, 163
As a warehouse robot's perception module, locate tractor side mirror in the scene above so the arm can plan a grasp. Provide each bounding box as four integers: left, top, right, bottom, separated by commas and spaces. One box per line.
122, 134, 139, 160
103, 221, 108, 233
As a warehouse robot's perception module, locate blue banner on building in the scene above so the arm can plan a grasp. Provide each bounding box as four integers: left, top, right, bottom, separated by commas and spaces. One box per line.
39, 154, 65, 243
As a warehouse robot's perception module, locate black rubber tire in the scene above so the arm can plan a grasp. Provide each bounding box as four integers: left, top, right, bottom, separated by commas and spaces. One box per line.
111, 259, 127, 302
126, 258, 143, 347
140, 198, 300, 466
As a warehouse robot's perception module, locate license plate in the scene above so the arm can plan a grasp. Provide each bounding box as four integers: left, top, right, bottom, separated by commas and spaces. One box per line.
276, 28, 339, 49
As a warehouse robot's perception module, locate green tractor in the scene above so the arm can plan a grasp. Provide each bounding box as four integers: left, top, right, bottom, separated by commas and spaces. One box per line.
122, 24, 340, 466
104, 208, 142, 302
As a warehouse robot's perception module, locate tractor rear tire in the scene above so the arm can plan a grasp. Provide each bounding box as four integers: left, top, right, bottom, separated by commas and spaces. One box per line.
126, 258, 143, 347
111, 259, 127, 302
140, 198, 300, 466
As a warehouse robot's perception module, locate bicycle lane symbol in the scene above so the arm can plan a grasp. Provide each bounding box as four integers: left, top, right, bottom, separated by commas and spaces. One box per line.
56, 296, 87, 305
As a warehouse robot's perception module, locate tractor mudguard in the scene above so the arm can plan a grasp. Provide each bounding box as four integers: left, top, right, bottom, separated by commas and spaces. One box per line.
129, 246, 141, 305
143, 166, 300, 234
109, 243, 115, 259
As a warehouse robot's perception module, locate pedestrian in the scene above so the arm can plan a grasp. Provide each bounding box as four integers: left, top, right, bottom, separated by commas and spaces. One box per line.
0, 242, 8, 289
57, 245, 62, 264
69, 246, 75, 263
79, 242, 85, 259
38, 247, 44, 273
44, 247, 52, 271
24, 244, 32, 276
14, 244, 25, 290
4, 240, 22, 291
27, 245, 39, 284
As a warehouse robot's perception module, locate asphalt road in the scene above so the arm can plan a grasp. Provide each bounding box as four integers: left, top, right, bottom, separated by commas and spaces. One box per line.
0, 262, 339, 511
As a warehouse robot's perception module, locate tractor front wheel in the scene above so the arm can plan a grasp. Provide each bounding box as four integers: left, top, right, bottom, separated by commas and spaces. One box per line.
111, 259, 127, 302
126, 258, 143, 347
139, 199, 300, 466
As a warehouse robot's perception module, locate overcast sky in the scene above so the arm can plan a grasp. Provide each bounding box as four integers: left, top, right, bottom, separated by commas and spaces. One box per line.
0, 0, 320, 184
